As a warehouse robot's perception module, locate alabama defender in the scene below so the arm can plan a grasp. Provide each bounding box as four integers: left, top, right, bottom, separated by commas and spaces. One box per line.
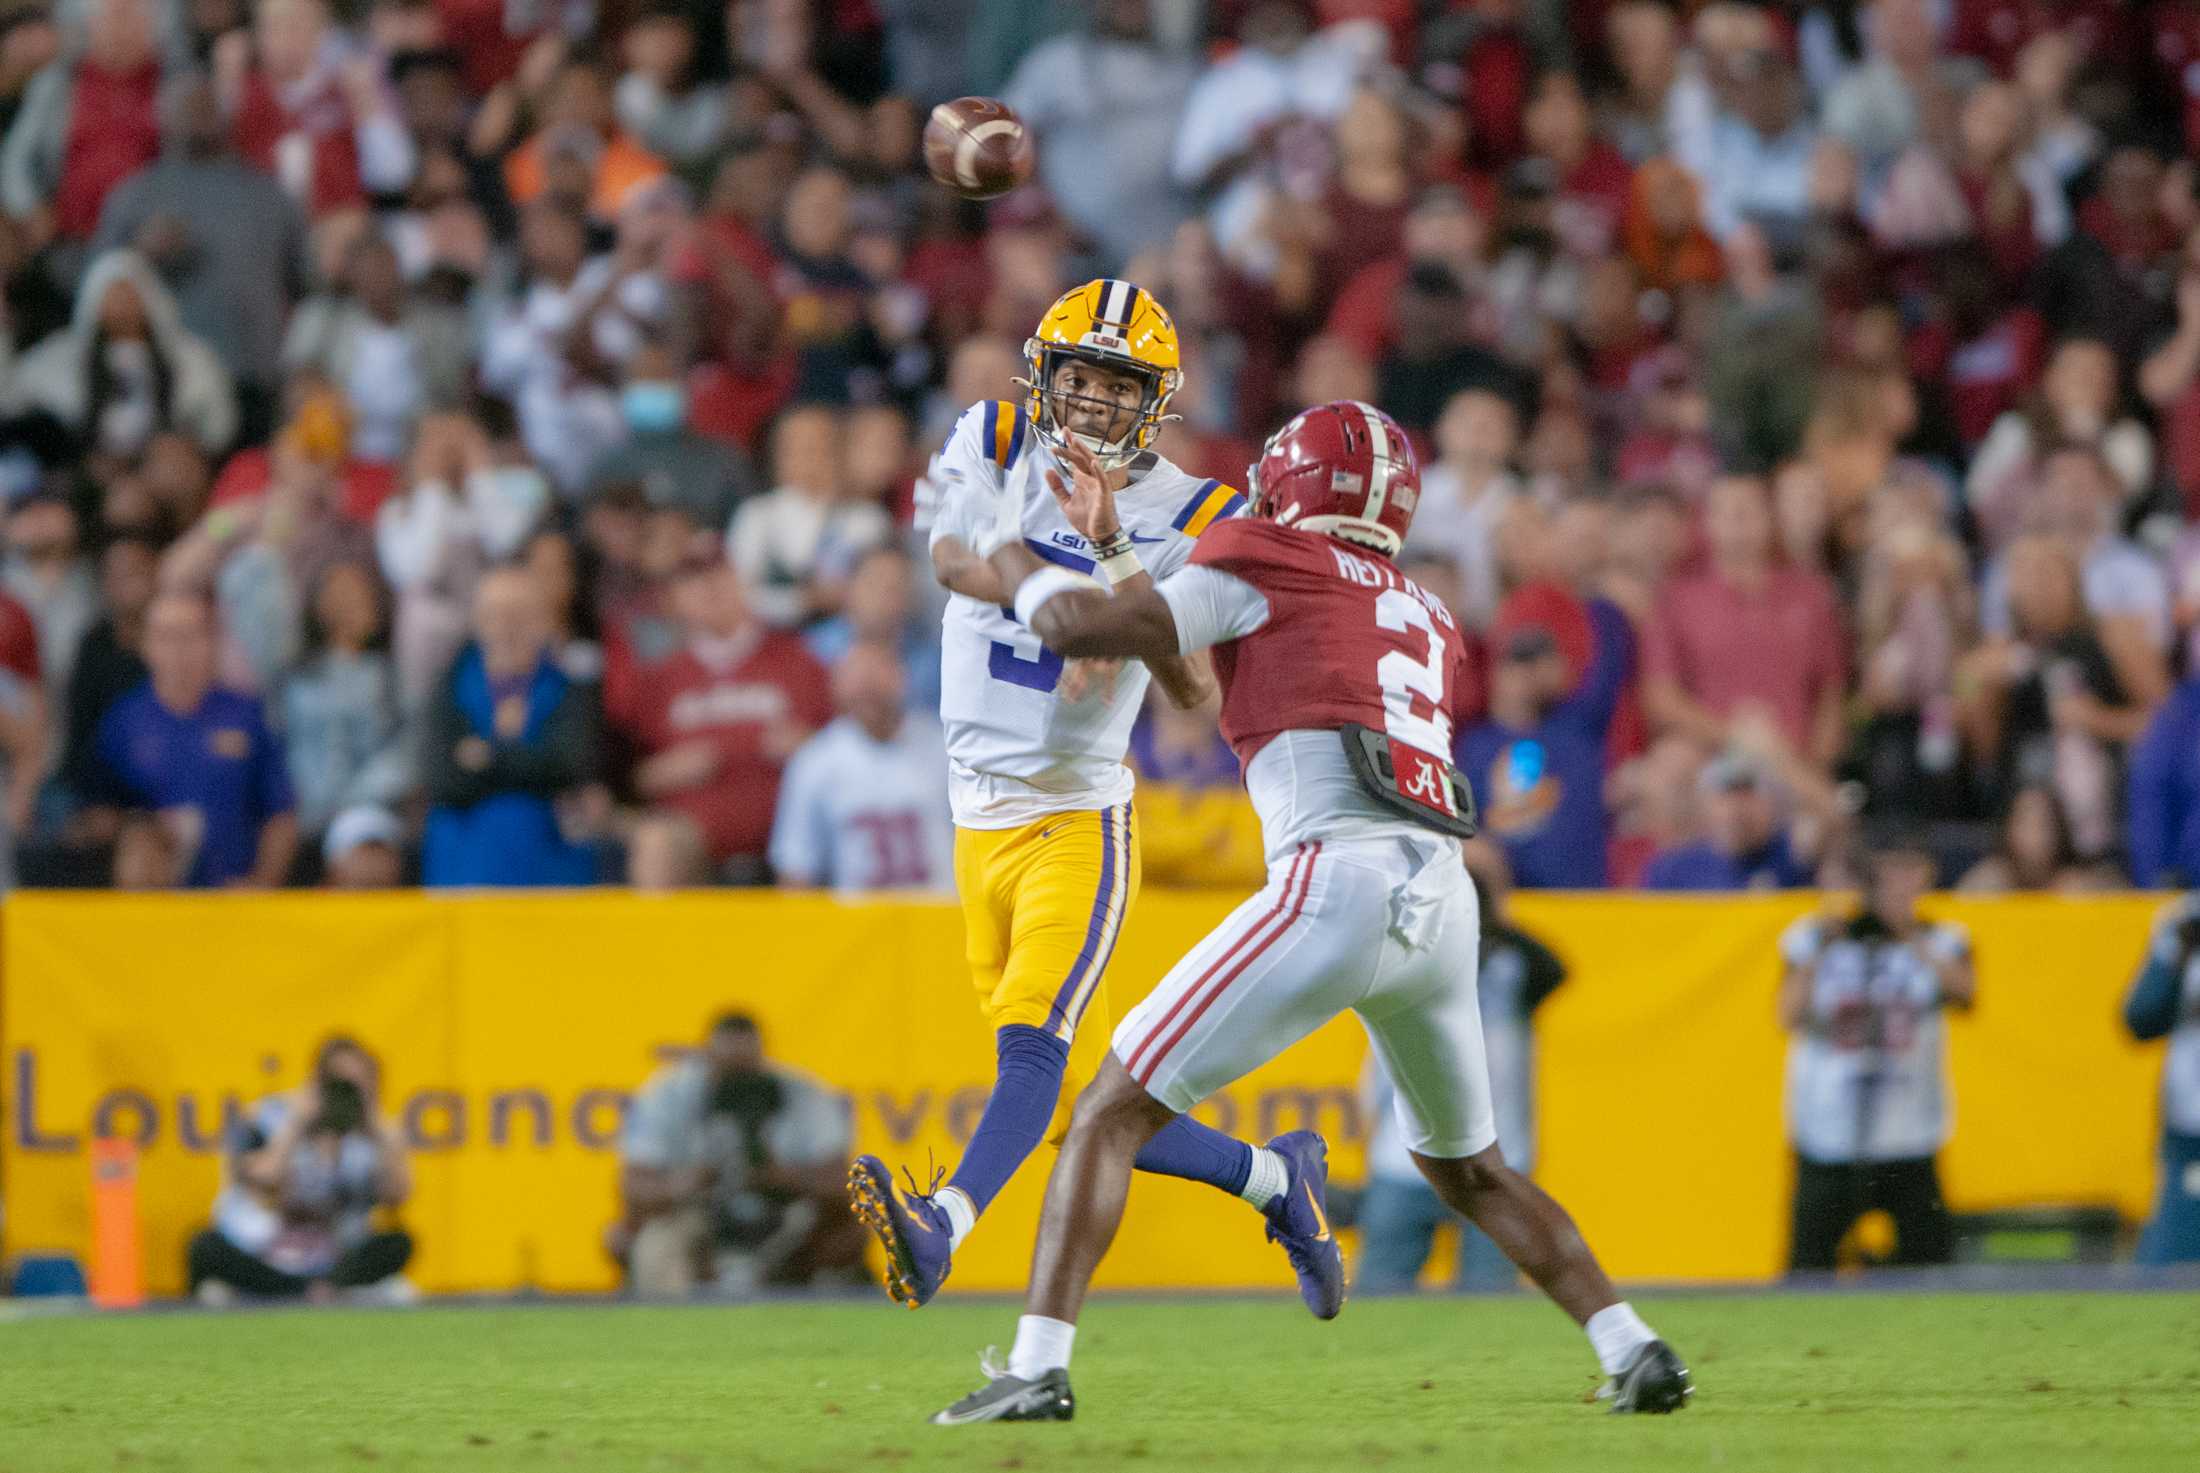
847, 279, 1343, 1317
933, 401, 1692, 1423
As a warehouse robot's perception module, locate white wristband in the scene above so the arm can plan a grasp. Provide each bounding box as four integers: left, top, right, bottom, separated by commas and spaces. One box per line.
1091, 532, 1144, 587
1013, 566, 1103, 628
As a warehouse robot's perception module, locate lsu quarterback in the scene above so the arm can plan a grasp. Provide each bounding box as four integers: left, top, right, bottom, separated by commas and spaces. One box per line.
847, 279, 1345, 1320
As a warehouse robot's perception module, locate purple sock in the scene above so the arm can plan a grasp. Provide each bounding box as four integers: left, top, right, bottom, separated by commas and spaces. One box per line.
1134, 1115, 1255, 1197
945, 1024, 1069, 1216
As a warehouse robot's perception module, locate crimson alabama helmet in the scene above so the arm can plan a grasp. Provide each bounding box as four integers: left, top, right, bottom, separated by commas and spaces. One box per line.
1246, 400, 1421, 558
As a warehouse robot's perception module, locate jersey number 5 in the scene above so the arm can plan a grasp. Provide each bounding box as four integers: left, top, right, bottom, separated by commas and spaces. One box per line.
989, 634, 1064, 692
1374, 588, 1451, 758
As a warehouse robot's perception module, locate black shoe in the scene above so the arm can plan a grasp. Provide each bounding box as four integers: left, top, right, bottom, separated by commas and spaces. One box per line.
931, 1353, 1075, 1426
1605, 1339, 1692, 1414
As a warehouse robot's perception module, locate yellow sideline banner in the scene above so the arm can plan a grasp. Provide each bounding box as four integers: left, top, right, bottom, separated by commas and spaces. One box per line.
0, 890, 2173, 1297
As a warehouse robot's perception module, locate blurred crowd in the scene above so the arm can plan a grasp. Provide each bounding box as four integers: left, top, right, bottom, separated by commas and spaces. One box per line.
11, 0, 2200, 890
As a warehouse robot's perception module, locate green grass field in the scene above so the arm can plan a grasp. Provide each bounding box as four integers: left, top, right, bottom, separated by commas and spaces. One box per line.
2, 1292, 2194, 1472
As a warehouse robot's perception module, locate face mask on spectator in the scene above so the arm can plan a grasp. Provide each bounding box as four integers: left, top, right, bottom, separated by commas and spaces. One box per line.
621, 382, 686, 433
474, 466, 553, 561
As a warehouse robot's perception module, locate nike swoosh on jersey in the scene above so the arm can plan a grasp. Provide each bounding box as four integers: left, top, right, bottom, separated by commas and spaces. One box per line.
1047, 530, 1171, 550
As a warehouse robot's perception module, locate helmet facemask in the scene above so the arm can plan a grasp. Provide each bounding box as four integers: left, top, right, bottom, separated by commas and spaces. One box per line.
1019, 343, 1179, 470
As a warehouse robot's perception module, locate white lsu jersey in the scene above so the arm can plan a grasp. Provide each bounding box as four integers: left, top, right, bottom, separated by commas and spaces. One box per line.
925, 399, 1244, 829
769, 713, 955, 892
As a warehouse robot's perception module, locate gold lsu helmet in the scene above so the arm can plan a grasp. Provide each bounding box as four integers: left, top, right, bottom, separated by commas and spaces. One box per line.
1020, 278, 1182, 468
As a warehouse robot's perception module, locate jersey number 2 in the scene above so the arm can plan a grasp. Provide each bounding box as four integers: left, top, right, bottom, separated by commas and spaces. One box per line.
1374, 589, 1452, 757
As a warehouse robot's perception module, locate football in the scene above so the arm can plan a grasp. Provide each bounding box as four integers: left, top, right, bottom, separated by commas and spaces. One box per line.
923, 95, 1035, 200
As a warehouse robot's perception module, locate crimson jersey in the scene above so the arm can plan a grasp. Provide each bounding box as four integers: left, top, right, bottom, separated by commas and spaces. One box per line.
1191, 519, 1475, 771
625, 630, 833, 863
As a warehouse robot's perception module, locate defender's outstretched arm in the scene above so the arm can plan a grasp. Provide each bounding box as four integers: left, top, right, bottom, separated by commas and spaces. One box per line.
986, 542, 1185, 662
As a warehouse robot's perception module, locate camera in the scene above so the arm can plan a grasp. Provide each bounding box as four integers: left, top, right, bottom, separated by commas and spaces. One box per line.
313, 1075, 367, 1136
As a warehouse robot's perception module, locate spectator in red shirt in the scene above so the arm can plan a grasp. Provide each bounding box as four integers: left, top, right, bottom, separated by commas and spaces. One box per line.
1429, 0, 1532, 170
671, 146, 796, 451
1949, 0, 2128, 76
0, 0, 171, 258
1949, 79, 2062, 286
1323, 184, 1488, 363
1644, 473, 1850, 768
1308, 88, 1415, 304
1908, 241, 2045, 449
432, 0, 551, 97
1575, 254, 1659, 393
223, 0, 415, 219
205, 378, 394, 525
624, 545, 830, 888
1523, 69, 1633, 261
0, 575, 43, 857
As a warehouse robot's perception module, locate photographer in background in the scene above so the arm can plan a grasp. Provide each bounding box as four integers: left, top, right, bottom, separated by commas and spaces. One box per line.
609, 1013, 865, 1297
186, 1035, 415, 1303
1780, 829, 1975, 1273
2123, 898, 2200, 1264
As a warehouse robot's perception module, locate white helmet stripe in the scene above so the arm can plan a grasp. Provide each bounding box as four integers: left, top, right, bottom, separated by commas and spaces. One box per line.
1352, 400, 1392, 521
1097, 278, 1134, 325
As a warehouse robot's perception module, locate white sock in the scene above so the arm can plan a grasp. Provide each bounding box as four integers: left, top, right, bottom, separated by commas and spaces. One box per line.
937, 1186, 977, 1251
1007, 1314, 1076, 1380
1585, 1302, 1659, 1377
1240, 1146, 1289, 1209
